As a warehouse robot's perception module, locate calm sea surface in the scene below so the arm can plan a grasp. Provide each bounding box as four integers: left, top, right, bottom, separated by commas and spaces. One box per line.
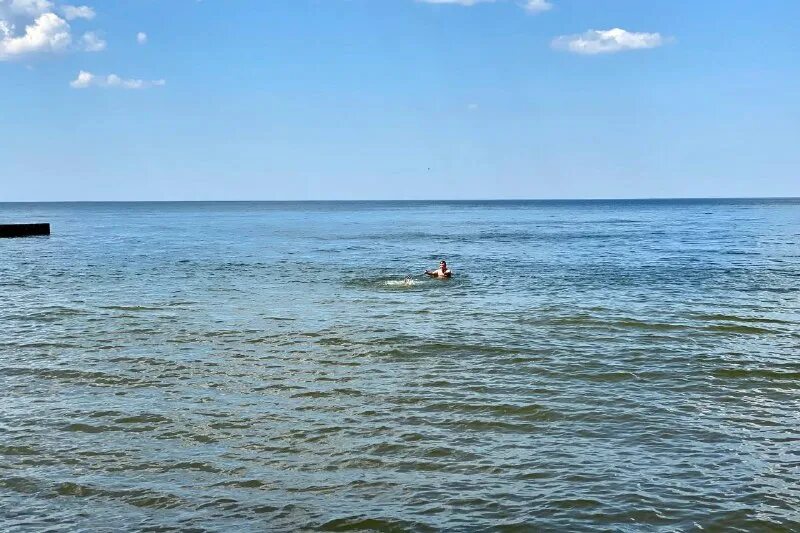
1, 200, 799, 531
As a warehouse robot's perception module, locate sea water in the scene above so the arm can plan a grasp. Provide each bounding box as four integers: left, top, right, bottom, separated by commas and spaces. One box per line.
1, 200, 799, 530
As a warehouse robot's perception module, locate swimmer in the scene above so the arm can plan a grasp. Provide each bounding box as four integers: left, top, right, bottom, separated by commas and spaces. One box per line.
425, 260, 452, 278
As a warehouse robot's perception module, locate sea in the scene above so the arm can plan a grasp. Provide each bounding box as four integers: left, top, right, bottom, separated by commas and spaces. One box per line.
1, 199, 799, 531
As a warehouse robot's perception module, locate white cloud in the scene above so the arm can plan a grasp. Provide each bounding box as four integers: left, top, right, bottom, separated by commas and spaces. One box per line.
68, 68, 92, 87
70, 70, 166, 89
3, 0, 53, 17
521, 0, 551, 13
0, 12, 70, 59
552, 28, 667, 55
136, 31, 146, 45
61, 4, 93, 20
1, 1, 103, 60
80, 28, 102, 50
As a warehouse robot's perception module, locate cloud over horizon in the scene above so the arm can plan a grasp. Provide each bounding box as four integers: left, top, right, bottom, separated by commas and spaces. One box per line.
69, 70, 165, 89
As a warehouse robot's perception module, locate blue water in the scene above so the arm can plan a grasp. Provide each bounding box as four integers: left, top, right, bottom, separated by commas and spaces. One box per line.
1, 200, 799, 531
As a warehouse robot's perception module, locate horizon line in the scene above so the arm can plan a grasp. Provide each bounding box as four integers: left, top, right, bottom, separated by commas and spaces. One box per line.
1, 196, 799, 204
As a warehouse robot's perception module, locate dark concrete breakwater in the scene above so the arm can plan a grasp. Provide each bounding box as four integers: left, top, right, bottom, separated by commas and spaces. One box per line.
0, 223, 50, 238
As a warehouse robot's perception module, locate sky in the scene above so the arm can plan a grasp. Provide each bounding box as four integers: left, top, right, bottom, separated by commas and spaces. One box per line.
1, 0, 799, 201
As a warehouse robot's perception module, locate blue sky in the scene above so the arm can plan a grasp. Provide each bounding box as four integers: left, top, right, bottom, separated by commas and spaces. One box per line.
1, 0, 799, 201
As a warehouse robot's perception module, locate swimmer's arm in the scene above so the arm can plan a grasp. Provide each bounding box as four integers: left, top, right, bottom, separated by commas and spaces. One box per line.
424, 270, 438, 277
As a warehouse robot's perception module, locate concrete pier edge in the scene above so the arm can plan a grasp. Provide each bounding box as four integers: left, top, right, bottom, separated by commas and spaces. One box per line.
0, 223, 51, 238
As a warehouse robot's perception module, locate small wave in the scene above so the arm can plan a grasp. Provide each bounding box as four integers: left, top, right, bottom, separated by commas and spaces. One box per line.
14, 342, 81, 349
542, 316, 689, 331
692, 313, 792, 325
114, 414, 169, 424
0, 445, 39, 456
713, 368, 800, 380
706, 324, 774, 334
213, 479, 268, 489
0, 476, 40, 494
100, 305, 163, 312
423, 401, 559, 421
61, 423, 112, 433
317, 516, 433, 532
550, 498, 603, 510
3, 306, 92, 323
53, 482, 183, 509
290, 388, 363, 399
165, 461, 223, 474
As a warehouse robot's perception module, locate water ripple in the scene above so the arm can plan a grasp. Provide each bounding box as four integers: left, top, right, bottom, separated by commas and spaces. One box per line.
1, 200, 799, 531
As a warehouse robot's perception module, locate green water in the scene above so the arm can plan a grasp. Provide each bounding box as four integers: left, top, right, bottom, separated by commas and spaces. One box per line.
1, 200, 799, 531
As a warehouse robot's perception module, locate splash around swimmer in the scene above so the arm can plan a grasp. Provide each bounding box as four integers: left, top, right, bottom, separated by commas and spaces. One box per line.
425, 260, 452, 278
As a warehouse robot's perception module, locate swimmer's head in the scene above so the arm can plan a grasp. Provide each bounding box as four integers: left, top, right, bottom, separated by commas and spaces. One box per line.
440, 260, 447, 269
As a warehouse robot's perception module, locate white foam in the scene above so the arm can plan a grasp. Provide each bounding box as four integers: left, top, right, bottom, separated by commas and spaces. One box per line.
384, 278, 417, 287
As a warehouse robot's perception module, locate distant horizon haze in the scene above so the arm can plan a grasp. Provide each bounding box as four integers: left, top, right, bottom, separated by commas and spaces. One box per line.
2, 196, 800, 206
